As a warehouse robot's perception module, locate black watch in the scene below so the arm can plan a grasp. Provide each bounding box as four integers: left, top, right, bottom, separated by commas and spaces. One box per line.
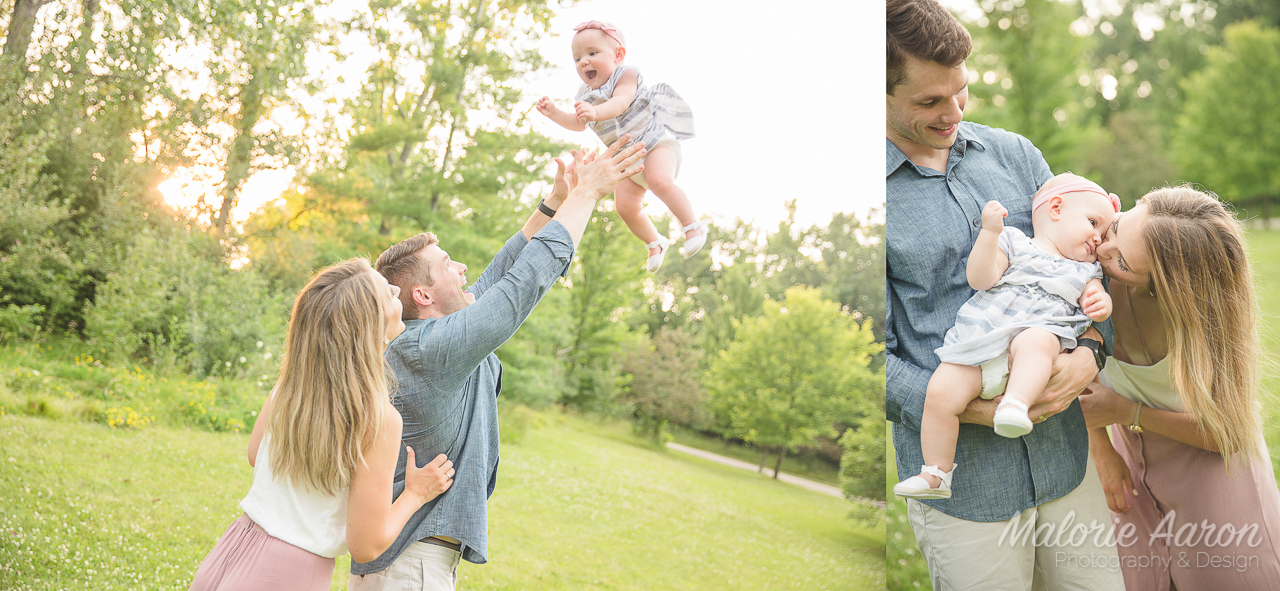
1073, 337, 1106, 372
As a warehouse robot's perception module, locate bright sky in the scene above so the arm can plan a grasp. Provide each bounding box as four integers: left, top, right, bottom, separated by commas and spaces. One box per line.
159, 0, 885, 233
525, 0, 884, 231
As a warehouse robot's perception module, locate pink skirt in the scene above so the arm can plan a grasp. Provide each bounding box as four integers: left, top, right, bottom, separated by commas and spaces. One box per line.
189, 513, 335, 591
1111, 428, 1280, 590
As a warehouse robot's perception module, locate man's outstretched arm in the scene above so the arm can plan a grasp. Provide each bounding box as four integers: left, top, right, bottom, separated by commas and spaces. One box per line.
421, 138, 647, 394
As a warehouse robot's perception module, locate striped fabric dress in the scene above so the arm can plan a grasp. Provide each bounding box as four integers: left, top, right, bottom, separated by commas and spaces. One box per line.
935, 226, 1100, 366
575, 65, 695, 156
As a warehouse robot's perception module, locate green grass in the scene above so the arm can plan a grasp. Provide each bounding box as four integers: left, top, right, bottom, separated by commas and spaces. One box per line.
0, 414, 251, 589
1250, 230, 1280, 477
0, 408, 881, 590
885, 425, 930, 591
884, 228, 1280, 590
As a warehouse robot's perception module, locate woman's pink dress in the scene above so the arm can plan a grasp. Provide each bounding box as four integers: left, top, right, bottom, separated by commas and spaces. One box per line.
1102, 357, 1280, 590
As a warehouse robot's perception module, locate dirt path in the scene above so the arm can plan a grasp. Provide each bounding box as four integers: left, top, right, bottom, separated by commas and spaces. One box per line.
665, 442, 846, 498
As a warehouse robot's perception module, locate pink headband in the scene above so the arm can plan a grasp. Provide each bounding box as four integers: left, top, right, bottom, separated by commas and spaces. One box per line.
1033, 178, 1122, 213
573, 20, 626, 48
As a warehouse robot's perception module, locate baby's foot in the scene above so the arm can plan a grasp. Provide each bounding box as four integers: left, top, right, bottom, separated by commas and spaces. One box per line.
680, 220, 708, 258
893, 464, 955, 499
645, 237, 670, 273
994, 399, 1034, 438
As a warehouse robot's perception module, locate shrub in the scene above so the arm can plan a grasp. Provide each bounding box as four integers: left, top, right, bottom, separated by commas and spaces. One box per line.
839, 424, 887, 502
498, 401, 542, 445
85, 230, 286, 376
0, 303, 43, 343
619, 327, 710, 439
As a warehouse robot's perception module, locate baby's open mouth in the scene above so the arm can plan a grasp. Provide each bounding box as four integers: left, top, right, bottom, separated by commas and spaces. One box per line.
586, 70, 597, 80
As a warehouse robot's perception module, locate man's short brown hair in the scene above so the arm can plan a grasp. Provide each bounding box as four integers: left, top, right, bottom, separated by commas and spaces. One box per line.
374, 232, 439, 319
887, 0, 973, 95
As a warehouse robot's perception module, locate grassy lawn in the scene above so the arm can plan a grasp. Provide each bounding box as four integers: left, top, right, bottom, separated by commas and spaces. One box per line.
885, 228, 1280, 590
0, 407, 881, 590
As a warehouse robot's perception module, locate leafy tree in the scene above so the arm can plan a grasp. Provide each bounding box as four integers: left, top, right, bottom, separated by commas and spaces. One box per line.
333, 0, 568, 235
620, 326, 709, 439
1176, 20, 1280, 216
1084, 110, 1178, 208
818, 211, 885, 346
560, 203, 646, 412
707, 286, 881, 478
182, 0, 318, 233
965, 0, 1101, 172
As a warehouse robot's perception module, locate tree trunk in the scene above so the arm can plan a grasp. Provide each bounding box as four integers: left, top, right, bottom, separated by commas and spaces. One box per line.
773, 446, 787, 480
215, 66, 265, 234
758, 449, 767, 473
3, 0, 54, 73
66, 0, 99, 99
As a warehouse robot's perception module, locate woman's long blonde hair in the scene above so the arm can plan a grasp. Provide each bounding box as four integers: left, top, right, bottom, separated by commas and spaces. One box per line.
268, 258, 390, 495
1142, 187, 1263, 465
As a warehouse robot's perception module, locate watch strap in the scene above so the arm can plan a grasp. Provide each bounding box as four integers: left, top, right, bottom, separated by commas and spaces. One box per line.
1075, 337, 1106, 371
538, 199, 557, 218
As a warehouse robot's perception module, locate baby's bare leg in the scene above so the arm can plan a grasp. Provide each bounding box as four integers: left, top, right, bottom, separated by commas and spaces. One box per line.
614, 177, 663, 254
1003, 328, 1062, 409
639, 146, 698, 237
917, 362, 983, 486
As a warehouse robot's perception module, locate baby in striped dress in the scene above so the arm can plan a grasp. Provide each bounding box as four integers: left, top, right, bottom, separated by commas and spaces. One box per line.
895, 173, 1120, 500
536, 20, 704, 273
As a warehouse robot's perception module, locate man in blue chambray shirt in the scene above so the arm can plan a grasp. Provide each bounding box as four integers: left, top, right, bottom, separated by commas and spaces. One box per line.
886, 1, 1122, 588
349, 139, 646, 590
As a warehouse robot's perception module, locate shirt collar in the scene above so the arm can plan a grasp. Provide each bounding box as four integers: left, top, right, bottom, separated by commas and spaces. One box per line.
885, 122, 988, 177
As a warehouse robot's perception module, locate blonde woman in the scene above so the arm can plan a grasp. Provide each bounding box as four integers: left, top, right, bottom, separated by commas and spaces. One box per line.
190, 258, 456, 591
1082, 186, 1280, 588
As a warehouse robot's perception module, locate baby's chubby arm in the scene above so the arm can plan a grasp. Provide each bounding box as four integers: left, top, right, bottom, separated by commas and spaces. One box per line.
537, 97, 588, 131
966, 200, 1011, 291
1079, 278, 1112, 321
574, 68, 639, 123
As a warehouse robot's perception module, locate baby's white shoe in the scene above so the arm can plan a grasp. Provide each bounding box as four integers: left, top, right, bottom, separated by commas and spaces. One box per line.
679, 220, 708, 258
645, 236, 670, 273
994, 398, 1034, 438
893, 464, 956, 499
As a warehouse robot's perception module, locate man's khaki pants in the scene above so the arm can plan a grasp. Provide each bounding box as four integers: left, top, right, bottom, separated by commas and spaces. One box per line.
908, 456, 1126, 590
348, 542, 462, 591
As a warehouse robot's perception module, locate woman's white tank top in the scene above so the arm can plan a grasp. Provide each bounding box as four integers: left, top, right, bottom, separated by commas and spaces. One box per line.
1097, 355, 1185, 412
238, 434, 349, 558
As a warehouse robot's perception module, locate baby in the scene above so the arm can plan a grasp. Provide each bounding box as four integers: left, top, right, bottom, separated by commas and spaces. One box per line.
894, 173, 1120, 499
536, 20, 703, 273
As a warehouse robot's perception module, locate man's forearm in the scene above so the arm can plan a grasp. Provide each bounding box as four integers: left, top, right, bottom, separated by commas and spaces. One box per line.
959, 398, 997, 427
550, 189, 597, 248
520, 195, 564, 240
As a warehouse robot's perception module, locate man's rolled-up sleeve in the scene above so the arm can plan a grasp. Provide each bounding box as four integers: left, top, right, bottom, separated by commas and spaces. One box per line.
887, 352, 931, 431
885, 283, 930, 430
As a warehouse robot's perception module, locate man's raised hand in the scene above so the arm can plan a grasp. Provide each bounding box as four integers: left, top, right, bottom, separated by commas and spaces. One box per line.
571, 134, 646, 200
